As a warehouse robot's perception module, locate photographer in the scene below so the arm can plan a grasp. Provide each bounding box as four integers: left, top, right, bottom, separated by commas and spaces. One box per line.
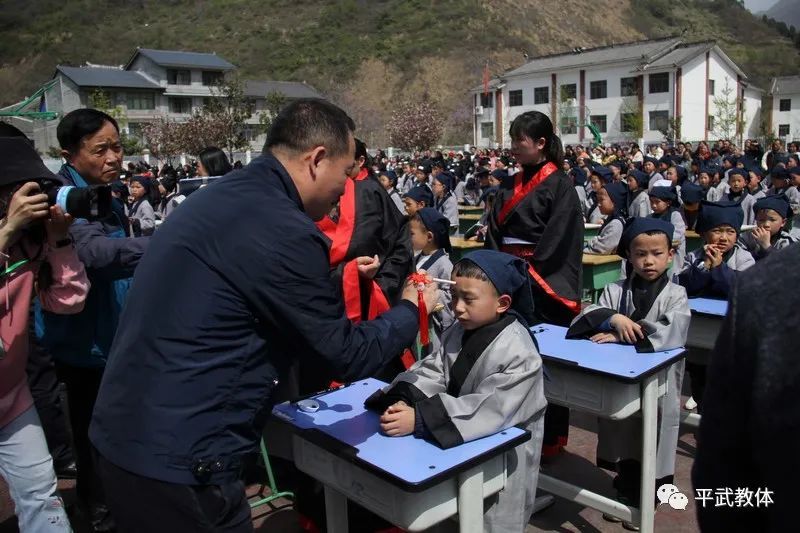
0, 135, 90, 531
36, 108, 149, 531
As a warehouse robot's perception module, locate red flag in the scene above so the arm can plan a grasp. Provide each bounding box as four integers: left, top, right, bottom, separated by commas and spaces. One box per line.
482, 62, 490, 96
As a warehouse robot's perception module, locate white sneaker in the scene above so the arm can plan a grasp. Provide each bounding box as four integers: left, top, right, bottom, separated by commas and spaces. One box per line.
685, 396, 697, 410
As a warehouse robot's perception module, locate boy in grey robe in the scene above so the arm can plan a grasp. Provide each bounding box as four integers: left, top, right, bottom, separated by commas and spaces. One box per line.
567, 217, 690, 530
366, 250, 547, 533
584, 182, 627, 255
626, 170, 652, 219
738, 195, 797, 261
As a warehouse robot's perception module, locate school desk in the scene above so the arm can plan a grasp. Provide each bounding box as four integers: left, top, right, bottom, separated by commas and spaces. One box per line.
680, 297, 728, 429
458, 213, 482, 235
584, 223, 602, 241
532, 324, 686, 533
449, 236, 484, 262
457, 205, 483, 215
271, 378, 529, 533
582, 253, 623, 302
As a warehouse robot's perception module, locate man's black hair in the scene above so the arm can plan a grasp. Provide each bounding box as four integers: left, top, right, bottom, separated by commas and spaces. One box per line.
57, 108, 119, 153
264, 98, 355, 158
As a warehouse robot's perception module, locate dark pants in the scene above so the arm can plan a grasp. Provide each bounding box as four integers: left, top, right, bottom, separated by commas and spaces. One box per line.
25, 325, 74, 468
56, 364, 105, 506
686, 360, 707, 414
94, 449, 252, 533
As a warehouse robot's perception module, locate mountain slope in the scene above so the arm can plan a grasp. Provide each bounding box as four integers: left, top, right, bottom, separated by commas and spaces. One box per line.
765, 0, 800, 29
0, 0, 798, 144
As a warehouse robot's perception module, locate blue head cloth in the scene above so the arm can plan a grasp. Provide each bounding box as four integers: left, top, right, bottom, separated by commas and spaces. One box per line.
680, 181, 704, 204
416, 207, 452, 253
649, 185, 677, 204
490, 168, 510, 187
723, 155, 739, 166
658, 155, 673, 167
771, 166, 790, 183
753, 194, 791, 219
433, 171, 455, 191
603, 181, 629, 218
703, 164, 722, 178
728, 168, 748, 181
380, 169, 398, 186
570, 166, 586, 186
790, 166, 800, 177
697, 200, 744, 234
746, 165, 764, 179
673, 165, 688, 184
644, 156, 659, 168
617, 217, 675, 260
130, 175, 151, 193
592, 165, 613, 183
628, 169, 650, 189
457, 250, 536, 328
404, 185, 434, 206
609, 160, 626, 171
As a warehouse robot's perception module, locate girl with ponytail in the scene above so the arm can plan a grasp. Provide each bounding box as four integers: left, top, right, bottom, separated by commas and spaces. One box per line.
484, 110, 584, 457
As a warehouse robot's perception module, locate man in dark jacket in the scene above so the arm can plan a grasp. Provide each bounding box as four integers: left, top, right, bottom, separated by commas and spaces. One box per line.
90, 98, 435, 530
693, 243, 800, 532
37, 108, 149, 531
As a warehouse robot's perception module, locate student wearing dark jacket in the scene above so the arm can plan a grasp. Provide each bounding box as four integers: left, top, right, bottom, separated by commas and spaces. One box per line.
36, 109, 149, 531
89, 99, 437, 530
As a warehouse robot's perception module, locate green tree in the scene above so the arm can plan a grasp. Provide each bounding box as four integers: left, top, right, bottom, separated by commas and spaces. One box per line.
88, 88, 128, 130
257, 91, 288, 134
711, 80, 739, 140
202, 75, 253, 157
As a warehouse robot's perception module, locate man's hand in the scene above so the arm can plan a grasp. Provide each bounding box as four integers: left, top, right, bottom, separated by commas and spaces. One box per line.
401, 270, 439, 310
44, 206, 74, 246
2, 182, 50, 235
356, 254, 380, 279
704, 244, 723, 269
609, 313, 644, 344
380, 401, 415, 437
590, 332, 619, 344
752, 227, 771, 249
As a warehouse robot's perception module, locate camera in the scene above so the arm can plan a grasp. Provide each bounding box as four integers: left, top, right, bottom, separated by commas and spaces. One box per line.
38, 179, 112, 220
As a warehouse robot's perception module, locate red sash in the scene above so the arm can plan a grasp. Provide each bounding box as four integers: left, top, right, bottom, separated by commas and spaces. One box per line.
317, 170, 415, 369
497, 162, 558, 225
497, 163, 580, 316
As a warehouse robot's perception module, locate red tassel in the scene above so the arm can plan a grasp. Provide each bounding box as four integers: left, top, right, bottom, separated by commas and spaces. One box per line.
408, 273, 430, 347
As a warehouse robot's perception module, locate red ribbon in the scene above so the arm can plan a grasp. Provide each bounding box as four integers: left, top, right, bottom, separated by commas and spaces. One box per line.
408, 273, 430, 347
497, 161, 558, 225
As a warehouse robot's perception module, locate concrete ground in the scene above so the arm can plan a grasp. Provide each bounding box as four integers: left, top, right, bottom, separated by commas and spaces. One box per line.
0, 405, 701, 532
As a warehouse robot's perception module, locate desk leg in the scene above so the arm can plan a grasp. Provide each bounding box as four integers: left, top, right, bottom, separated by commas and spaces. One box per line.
323, 484, 348, 533
639, 374, 658, 533
458, 466, 484, 533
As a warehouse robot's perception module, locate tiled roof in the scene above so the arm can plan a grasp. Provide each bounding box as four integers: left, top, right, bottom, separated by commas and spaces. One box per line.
56, 66, 161, 89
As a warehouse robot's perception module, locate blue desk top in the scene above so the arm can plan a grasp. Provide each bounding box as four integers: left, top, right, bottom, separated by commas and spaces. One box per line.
272, 378, 529, 492
532, 324, 685, 383
688, 297, 727, 317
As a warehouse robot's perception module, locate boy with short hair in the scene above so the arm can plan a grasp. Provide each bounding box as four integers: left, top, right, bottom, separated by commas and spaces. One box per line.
649, 183, 686, 272
626, 169, 652, 218
403, 186, 434, 218
679, 182, 704, 231
738, 195, 796, 260
432, 171, 459, 231
409, 207, 455, 352
725, 169, 756, 225
378, 170, 405, 215
585, 182, 628, 254
366, 250, 547, 533
696, 168, 721, 202
567, 218, 690, 530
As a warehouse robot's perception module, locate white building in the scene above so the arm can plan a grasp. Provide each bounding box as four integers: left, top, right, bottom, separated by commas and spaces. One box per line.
3, 48, 322, 153
768, 75, 800, 142
471, 37, 762, 149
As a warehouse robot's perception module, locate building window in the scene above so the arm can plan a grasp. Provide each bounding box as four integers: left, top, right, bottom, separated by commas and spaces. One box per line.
707, 115, 715, 131
169, 97, 192, 114
589, 80, 607, 100
509, 90, 523, 107
621, 77, 638, 97
126, 92, 155, 110
621, 112, 638, 133
779, 99, 791, 112
649, 110, 669, 131
480, 93, 494, 108
560, 116, 578, 135
649, 72, 669, 94
534, 86, 549, 104
167, 69, 191, 85
779, 124, 790, 137
128, 123, 143, 139
589, 115, 607, 133
202, 71, 224, 87
560, 84, 577, 100
708, 79, 715, 96
480, 122, 494, 139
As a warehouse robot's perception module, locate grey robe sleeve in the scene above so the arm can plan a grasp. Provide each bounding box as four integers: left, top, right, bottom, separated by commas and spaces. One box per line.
444, 195, 459, 228
584, 219, 623, 254
566, 282, 621, 338
132, 200, 156, 236
635, 284, 690, 352
416, 326, 546, 449
364, 345, 449, 413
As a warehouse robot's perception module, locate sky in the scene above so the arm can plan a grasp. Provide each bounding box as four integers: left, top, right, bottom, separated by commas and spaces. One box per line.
744, 0, 780, 13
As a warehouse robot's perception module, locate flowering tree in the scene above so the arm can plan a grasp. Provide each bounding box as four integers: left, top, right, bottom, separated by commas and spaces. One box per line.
142, 118, 184, 163
387, 98, 444, 151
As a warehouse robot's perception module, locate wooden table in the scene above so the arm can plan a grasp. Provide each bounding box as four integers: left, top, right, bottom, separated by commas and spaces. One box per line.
582, 253, 623, 303
458, 205, 483, 216
449, 237, 483, 262
458, 214, 482, 235
584, 223, 602, 242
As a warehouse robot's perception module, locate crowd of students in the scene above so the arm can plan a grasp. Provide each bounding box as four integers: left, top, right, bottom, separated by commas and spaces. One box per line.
0, 100, 795, 533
